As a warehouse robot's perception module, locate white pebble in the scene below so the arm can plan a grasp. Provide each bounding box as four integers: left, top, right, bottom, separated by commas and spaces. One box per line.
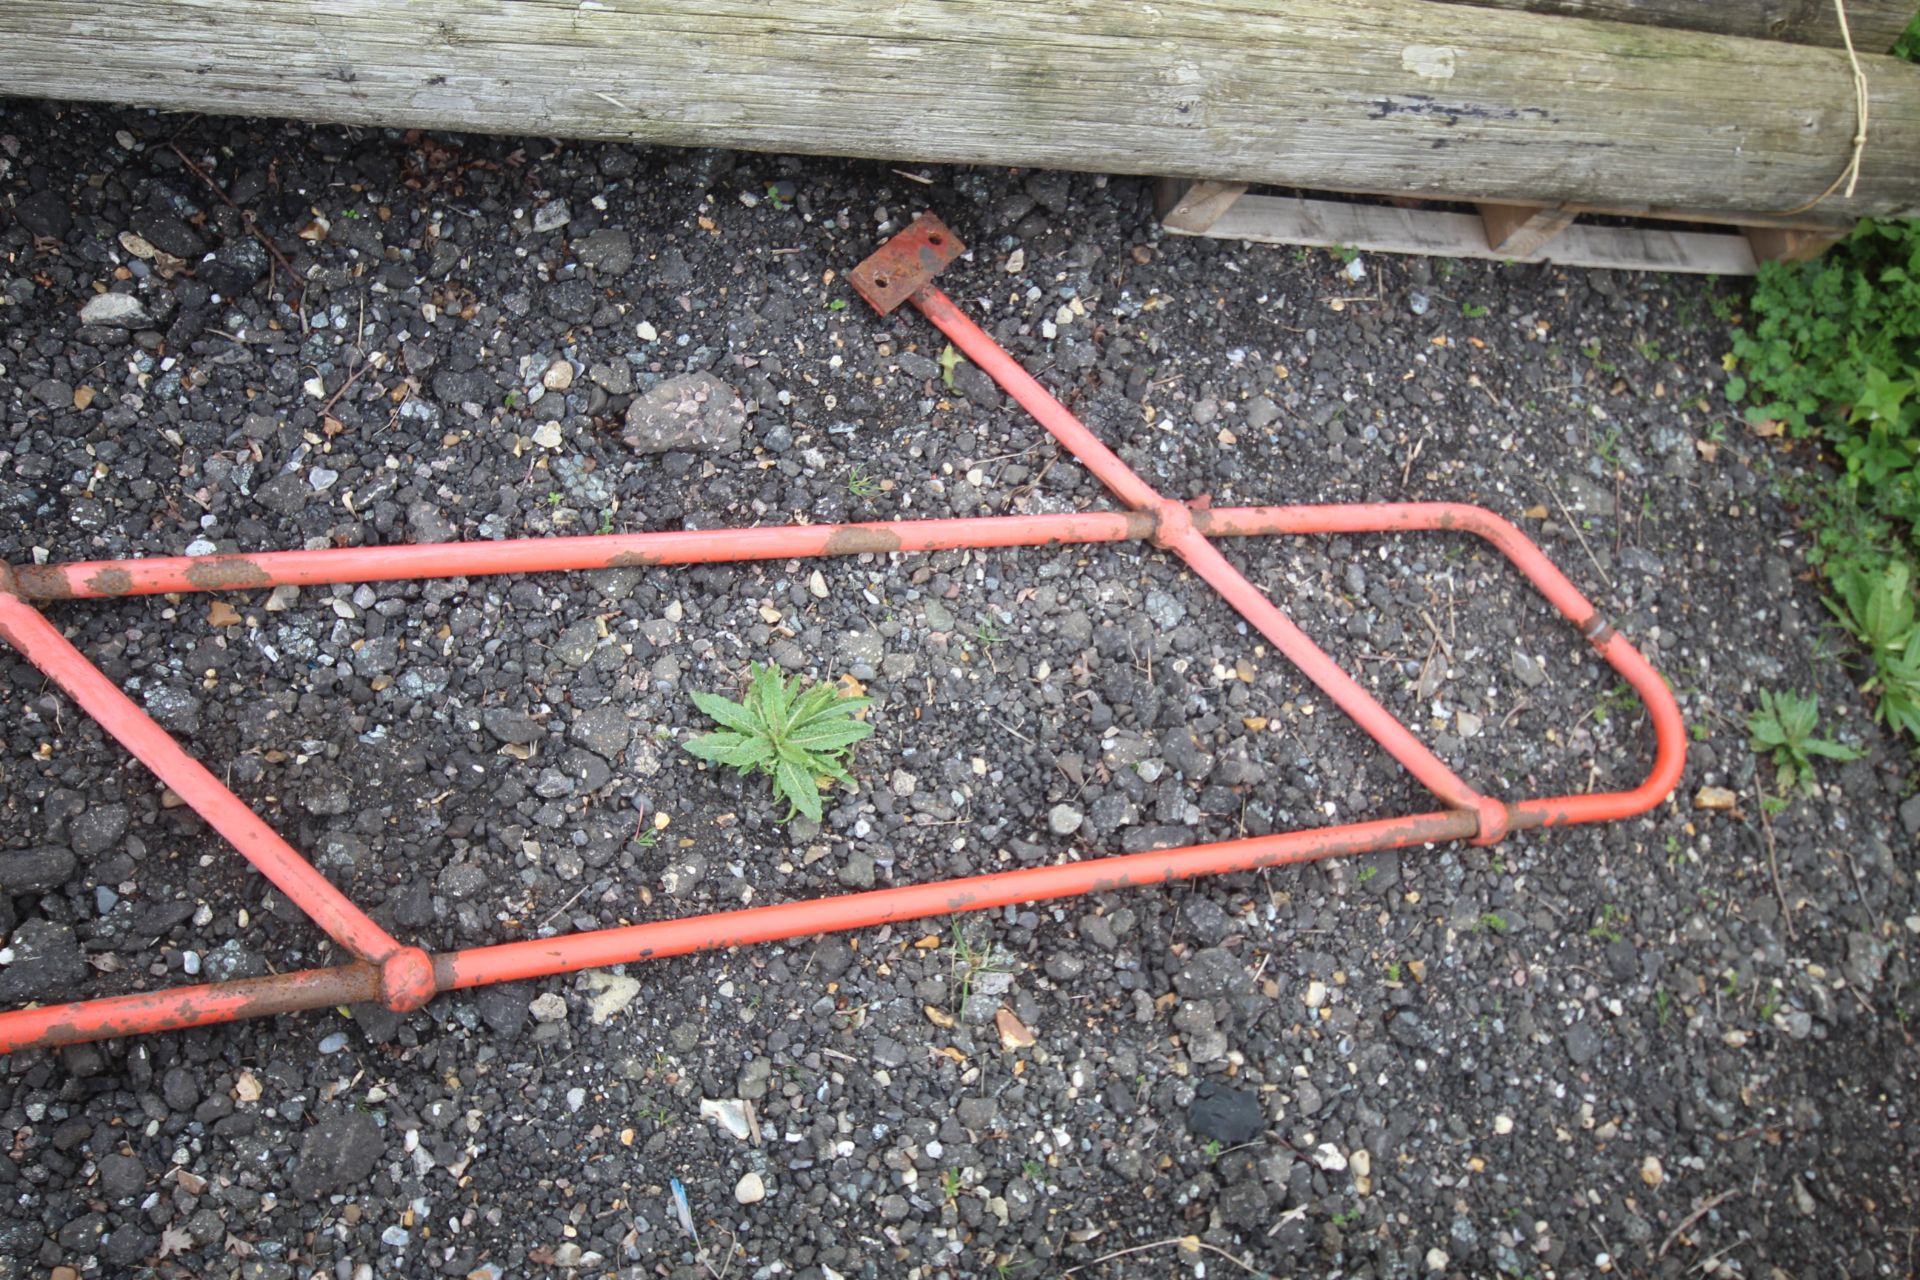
317, 1032, 349, 1054
734, 1170, 766, 1204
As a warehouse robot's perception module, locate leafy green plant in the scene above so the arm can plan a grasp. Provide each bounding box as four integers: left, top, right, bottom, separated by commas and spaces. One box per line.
1827, 560, 1920, 738
1460, 301, 1488, 319
1476, 911, 1509, 935
683, 664, 873, 821
1747, 688, 1863, 793
1730, 189, 1920, 759
1329, 244, 1360, 267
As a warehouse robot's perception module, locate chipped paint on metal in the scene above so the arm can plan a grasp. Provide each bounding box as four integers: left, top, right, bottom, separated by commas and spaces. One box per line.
184, 557, 273, 591
822, 526, 905, 556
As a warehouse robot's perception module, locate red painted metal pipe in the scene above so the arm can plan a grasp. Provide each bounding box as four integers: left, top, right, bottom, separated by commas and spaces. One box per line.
0, 214, 1686, 1054
0, 964, 382, 1052
1193, 502, 1687, 827
9, 511, 1157, 601
0, 584, 406, 966
436, 809, 1480, 991
914, 286, 1491, 819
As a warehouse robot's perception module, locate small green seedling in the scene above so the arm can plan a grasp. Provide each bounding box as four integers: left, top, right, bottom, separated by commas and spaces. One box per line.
684, 663, 873, 822
1460, 301, 1488, 319
939, 342, 966, 389
847, 462, 881, 499
1747, 688, 1861, 794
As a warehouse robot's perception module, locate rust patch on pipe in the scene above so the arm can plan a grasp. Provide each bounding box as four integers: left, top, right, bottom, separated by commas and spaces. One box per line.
823, 527, 903, 556
184, 558, 272, 591
11, 564, 73, 599
86, 567, 134, 597
1124, 510, 1158, 539
606, 550, 662, 568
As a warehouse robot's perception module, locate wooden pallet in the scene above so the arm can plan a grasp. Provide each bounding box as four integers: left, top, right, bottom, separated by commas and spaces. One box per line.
1158, 180, 1855, 275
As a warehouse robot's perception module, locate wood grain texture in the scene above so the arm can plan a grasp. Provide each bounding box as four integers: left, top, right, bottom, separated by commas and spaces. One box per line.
1479, 202, 1578, 255
1429, 0, 1919, 52
4, 1, 1919, 219
1171, 192, 1762, 273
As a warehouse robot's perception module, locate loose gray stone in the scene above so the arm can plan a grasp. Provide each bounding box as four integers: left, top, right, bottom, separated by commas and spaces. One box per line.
301, 769, 352, 816
1564, 1021, 1601, 1065
577, 227, 633, 274
622, 373, 747, 454
407, 501, 457, 544
293, 1111, 385, 1198
67, 804, 129, 857
585, 972, 641, 1024
79, 293, 151, 328
15, 189, 73, 238
0, 846, 77, 893
1900, 793, 1920, 838
1047, 804, 1084, 837
97, 1152, 146, 1201
569, 706, 630, 759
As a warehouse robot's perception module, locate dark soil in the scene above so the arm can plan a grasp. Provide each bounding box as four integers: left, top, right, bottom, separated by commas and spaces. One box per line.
2, 99, 1916, 1279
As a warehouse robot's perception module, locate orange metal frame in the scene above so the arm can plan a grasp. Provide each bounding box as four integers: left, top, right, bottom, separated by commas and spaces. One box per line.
0, 215, 1684, 1053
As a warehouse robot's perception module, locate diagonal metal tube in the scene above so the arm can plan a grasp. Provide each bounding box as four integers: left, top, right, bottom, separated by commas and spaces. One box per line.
0, 214, 1685, 1054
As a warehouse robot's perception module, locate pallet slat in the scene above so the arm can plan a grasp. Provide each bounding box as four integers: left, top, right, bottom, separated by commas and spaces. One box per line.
1174, 193, 1760, 274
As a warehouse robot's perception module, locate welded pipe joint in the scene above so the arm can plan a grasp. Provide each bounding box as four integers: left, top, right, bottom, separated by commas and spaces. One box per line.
380, 947, 438, 1012
1150, 499, 1195, 550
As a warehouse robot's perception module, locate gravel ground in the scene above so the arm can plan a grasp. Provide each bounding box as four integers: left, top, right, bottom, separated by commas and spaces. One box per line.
2, 99, 1918, 1280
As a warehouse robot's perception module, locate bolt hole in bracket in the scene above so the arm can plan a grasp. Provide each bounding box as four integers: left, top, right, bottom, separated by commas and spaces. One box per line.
0, 214, 1683, 1053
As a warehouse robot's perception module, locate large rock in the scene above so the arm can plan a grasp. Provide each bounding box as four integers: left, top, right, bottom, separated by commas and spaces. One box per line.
79, 293, 151, 328
621, 373, 746, 455
291, 1110, 385, 1198
0, 846, 77, 894
0, 919, 86, 1003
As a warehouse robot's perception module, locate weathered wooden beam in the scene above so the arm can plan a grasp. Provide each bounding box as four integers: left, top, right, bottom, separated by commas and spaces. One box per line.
1430, 0, 1919, 52
5, 1, 1919, 220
